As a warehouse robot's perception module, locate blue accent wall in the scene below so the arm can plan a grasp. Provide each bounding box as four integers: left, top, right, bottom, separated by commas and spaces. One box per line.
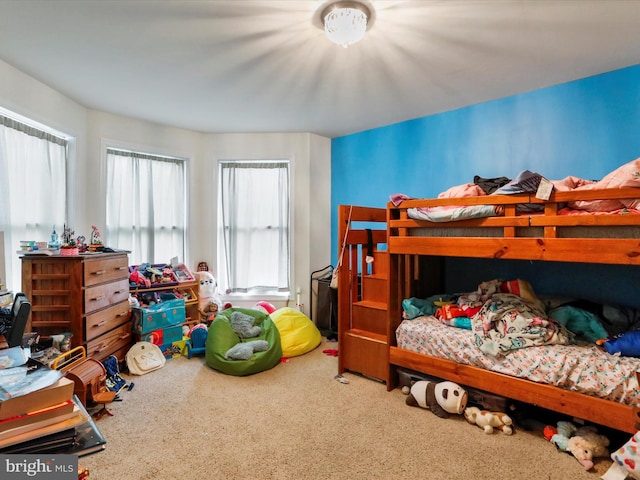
331, 64, 640, 306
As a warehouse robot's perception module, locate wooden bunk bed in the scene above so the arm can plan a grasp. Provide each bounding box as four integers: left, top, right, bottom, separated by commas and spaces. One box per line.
337, 186, 640, 434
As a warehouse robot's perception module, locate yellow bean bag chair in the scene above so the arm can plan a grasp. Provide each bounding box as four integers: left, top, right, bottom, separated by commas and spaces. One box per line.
270, 307, 321, 357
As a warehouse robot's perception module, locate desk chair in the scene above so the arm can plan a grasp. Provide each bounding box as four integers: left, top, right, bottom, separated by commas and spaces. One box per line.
5, 293, 30, 348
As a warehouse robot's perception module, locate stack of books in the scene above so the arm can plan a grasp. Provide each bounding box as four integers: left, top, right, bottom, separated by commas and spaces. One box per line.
0, 346, 106, 456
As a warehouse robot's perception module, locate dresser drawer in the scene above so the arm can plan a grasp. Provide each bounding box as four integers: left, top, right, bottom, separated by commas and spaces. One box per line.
85, 278, 130, 315
86, 322, 132, 360
84, 255, 129, 287
85, 300, 131, 342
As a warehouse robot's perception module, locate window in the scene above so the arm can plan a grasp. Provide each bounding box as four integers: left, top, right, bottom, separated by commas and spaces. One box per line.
106, 148, 187, 266
217, 160, 290, 294
0, 113, 68, 291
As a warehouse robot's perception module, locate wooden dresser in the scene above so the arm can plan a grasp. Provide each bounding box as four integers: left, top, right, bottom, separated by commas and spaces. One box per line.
21, 252, 132, 362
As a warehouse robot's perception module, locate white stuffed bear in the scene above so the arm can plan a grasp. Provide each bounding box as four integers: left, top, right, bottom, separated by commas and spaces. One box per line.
404, 380, 468, 419
197, 271, 221, 323
464, 406, 514, 435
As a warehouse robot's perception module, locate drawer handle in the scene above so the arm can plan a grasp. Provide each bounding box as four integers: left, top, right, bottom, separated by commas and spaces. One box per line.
92, 270, 106, 276
117, 266, 128, 271
120, 333, 131, 340
116, 311, 129, 318
93, 320, 107, 327
91, 295, 106, 301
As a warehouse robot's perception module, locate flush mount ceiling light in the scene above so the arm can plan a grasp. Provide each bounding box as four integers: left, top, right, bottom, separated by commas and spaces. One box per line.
321, 1, 372, 48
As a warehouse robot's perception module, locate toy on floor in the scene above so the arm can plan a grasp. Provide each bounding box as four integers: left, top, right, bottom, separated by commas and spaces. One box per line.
186, 324, 208, 359
402, 380, 467, 419
463, 406, 513, 434
254, 301, 276, 314
547, 420, 610, 470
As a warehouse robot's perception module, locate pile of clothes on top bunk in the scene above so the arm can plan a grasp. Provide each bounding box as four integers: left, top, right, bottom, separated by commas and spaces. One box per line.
391, 157, 640, 222
402, 278, 640, 358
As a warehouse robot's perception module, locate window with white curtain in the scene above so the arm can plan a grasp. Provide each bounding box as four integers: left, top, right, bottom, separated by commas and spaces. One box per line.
106, 148, 187, 266
217, 160, 290, 294
0, 114, 68, 291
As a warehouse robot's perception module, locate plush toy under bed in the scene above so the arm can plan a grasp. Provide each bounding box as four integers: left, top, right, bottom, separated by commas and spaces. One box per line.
205, 307, 282, 376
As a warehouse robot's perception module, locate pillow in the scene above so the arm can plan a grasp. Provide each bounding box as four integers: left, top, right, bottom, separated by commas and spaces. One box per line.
569, 158, 640, 211
270, 307, 321, 357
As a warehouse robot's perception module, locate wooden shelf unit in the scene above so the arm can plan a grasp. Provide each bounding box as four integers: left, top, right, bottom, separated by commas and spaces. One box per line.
129, 279, 199, 324
21, 252, 132, 362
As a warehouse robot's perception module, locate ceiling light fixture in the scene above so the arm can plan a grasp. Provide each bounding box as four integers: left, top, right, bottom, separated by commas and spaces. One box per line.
322, 1, 371, 48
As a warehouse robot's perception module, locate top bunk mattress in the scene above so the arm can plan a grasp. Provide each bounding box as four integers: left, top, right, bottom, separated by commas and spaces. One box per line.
391, 159, 640, 234
395, 315, 640, 406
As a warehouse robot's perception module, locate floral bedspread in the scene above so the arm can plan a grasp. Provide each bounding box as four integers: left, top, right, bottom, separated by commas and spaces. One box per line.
395, 315, 640, 405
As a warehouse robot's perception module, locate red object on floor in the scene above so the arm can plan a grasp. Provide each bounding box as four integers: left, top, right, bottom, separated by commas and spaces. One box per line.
322, 349, 338, 357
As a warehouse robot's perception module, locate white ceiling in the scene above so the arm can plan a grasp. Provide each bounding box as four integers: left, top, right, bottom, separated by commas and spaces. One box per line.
0, 0, 639, 138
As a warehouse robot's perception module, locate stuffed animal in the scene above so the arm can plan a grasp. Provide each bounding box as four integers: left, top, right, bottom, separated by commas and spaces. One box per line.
403, 380, 467, 419
197, 271, 222, 323
598, 330, 640, 357
549, 420, 610, 470
463, 406, 513, 434
225, 340, 269, 360
230, 311, 262, 339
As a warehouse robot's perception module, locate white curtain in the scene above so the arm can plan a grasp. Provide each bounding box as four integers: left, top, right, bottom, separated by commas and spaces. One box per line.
106, 149, 186, 266
0, 115, 67, 291
217, 161, 289, 293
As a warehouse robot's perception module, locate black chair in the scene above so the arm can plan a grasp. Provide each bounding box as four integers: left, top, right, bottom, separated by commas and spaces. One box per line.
5, 293, 31, 348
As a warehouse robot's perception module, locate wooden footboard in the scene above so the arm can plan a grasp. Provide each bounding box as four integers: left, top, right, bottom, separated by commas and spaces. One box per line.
389, 345, 640, 434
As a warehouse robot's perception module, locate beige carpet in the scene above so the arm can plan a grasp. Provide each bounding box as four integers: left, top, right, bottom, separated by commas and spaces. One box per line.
80, 339, 614, 480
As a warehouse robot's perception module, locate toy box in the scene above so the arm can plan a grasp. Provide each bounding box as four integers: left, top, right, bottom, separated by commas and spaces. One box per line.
134, 324, 183, 346
132, 298, 186, 334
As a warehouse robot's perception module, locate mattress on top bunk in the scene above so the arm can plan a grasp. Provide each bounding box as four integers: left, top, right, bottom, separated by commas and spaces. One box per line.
401, 158, 640, 223
409, 225, 640, 238
395, 315, 640, 406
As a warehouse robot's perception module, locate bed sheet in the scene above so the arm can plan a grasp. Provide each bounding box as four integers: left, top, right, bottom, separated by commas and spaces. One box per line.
395, 315, 640, 405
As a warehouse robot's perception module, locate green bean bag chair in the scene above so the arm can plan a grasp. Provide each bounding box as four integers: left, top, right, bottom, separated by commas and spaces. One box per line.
205, 308, 282, 376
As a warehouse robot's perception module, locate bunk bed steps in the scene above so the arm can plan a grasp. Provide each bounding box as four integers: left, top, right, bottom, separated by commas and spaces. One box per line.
341, 329, 388, 382
361, 276, 388, 303
352, 302, 386, 335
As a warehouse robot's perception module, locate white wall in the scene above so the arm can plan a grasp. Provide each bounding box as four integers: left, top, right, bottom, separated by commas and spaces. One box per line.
0, 59, 332, 311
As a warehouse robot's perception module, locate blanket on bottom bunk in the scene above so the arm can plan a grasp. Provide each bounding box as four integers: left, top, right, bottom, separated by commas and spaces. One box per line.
395, 315, 640, 406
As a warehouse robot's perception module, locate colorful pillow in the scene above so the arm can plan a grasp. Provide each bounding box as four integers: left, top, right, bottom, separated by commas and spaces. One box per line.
602, 431, 640, 480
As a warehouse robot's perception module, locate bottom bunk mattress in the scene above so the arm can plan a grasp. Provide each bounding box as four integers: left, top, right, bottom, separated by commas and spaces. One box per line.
395, 315, 640, 406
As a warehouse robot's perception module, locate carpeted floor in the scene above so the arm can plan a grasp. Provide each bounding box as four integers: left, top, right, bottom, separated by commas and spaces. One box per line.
80, 339, 615, 480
